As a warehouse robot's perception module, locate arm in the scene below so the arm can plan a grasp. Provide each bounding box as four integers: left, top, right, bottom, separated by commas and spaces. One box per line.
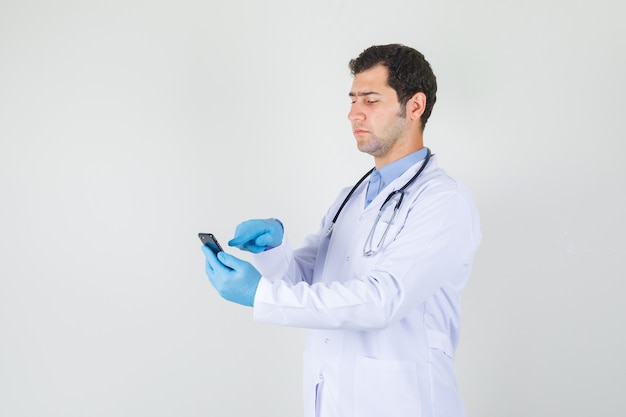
252, 185, 481, 330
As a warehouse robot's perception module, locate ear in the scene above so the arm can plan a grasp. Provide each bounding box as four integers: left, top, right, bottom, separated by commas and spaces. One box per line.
405, 92, 427, 123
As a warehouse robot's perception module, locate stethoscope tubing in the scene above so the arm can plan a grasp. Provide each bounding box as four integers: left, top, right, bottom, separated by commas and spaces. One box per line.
326, 147, 432, 236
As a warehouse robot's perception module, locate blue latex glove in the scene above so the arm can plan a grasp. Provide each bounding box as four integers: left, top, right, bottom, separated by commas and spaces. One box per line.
201, 245, 261, 307
228, 218, 284, 253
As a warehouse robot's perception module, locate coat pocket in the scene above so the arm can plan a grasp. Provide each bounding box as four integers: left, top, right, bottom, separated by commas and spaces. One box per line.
354, 356, 421, 417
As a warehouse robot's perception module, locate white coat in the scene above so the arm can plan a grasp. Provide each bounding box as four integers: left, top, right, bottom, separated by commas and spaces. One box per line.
252, 155, 481, 417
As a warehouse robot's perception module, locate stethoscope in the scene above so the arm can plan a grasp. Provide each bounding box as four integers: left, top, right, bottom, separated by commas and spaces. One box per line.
326, 148, 432, 256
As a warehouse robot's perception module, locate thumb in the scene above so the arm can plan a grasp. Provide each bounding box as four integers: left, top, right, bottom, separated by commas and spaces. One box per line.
255, 233, 274, 246
217, 251, 243, 269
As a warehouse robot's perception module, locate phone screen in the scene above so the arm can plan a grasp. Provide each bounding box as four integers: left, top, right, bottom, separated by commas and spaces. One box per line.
198, 233, 223, 255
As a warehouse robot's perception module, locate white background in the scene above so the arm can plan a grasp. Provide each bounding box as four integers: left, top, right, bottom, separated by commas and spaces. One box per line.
1, 1, 625, 416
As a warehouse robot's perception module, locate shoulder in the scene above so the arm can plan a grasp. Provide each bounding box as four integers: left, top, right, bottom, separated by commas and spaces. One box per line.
412, 161, 479, 218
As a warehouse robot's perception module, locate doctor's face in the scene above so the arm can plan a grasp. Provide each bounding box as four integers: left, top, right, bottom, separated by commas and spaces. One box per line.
348, 64, 407, 163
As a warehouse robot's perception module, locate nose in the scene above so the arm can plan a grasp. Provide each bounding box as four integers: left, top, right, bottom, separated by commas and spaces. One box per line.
348, 103, 365, 122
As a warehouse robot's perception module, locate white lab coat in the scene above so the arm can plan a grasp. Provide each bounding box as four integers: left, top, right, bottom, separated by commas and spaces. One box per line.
252, 155, 481, 417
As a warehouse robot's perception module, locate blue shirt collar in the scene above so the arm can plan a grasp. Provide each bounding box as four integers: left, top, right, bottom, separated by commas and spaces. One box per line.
375, 147, 429, 187
365, 147, 429, 207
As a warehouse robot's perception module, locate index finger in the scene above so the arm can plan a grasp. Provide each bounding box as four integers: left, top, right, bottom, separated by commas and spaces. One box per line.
228, 231, 265, 248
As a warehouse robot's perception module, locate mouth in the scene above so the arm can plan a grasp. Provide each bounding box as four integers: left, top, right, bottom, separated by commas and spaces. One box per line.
353, 127, 369, 135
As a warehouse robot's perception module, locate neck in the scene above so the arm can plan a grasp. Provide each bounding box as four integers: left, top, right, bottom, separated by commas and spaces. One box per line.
374, 142, 424, 169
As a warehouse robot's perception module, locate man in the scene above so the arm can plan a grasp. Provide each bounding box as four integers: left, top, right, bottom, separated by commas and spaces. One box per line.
202, 44, 481, 417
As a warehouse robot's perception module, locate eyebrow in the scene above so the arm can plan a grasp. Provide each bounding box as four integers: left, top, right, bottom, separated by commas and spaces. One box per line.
348, 91, 381, 97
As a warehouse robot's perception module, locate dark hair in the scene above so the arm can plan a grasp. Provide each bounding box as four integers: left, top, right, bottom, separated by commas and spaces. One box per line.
349, 44, 437, 129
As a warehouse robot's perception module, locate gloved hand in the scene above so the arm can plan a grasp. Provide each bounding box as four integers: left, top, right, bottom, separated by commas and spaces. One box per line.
202, 245, 261, 307
228, 218, 284, 253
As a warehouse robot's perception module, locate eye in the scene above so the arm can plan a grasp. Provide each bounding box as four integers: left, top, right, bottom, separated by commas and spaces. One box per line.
367, 100, 379, 104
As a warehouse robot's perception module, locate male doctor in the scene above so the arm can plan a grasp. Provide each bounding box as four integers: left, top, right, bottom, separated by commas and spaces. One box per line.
202, 44, 481, 417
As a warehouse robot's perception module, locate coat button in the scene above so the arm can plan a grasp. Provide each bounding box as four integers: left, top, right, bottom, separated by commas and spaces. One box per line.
324, 338, 329, 344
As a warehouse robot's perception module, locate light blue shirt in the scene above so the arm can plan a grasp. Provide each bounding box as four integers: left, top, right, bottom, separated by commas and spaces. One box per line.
365, 147, 429, 207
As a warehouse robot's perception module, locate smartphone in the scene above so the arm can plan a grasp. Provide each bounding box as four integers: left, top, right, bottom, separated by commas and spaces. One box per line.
198, 233, 224, 255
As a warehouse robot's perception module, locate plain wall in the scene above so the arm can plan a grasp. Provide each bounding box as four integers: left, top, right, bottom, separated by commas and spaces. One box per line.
1, 0, 625, 416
